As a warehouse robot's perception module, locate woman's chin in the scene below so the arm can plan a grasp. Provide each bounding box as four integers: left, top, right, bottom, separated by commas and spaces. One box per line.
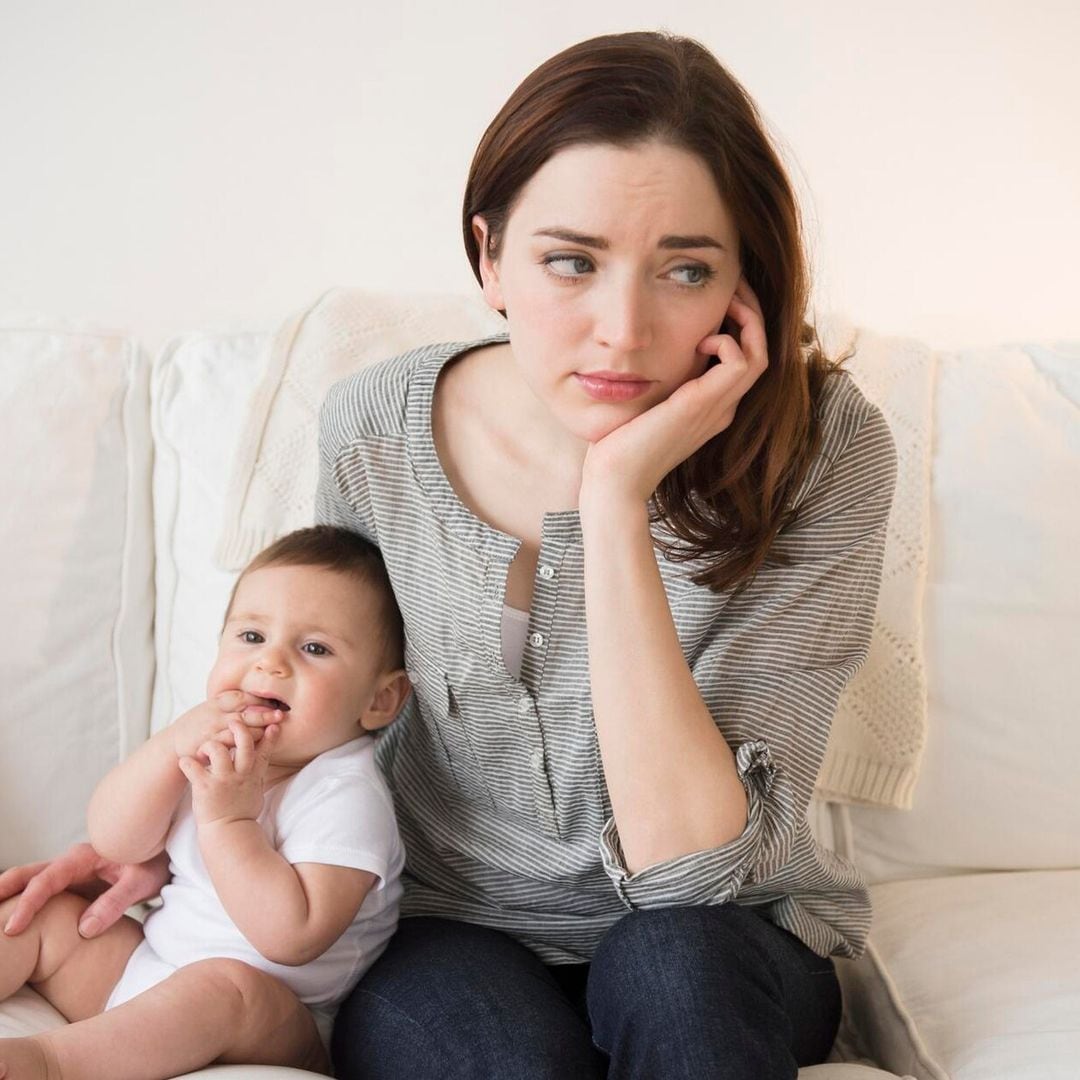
568, 406, 647, 445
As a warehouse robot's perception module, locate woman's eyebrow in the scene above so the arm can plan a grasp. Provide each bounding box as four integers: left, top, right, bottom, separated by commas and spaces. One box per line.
533, 227, 726, 252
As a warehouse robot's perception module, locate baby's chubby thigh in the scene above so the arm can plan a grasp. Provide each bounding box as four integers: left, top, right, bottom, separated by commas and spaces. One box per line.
0, 890, 143, 1022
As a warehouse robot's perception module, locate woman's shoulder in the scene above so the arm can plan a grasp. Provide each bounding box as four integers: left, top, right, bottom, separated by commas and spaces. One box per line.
319, 344, 430, 441
319, 334, 509, 444
784, 368, 898, 525
813, 368, 896, 472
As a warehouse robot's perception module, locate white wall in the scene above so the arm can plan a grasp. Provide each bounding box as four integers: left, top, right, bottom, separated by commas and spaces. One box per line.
2, 0, 1077, 353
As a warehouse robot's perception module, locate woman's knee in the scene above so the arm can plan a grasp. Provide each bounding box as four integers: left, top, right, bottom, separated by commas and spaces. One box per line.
587, 904, 837, 1074
590, 903, 765, 985
587, 905, 783, 1034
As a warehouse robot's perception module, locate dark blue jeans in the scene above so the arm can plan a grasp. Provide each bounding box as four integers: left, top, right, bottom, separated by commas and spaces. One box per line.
331, 903, 842, 1079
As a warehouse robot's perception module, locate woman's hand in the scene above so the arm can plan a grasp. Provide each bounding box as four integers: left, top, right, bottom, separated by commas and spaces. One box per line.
0, 843, 171, 939
580, 276, 769, 508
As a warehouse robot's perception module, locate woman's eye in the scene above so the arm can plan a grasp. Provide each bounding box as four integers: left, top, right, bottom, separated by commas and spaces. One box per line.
670, 264, 715, 287
542, 254, 593, 278
302, 642, 330, 656
240, 631, 263, 644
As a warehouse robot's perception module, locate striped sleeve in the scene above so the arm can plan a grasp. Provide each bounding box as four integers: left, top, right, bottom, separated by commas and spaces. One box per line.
598, 389, 898, 909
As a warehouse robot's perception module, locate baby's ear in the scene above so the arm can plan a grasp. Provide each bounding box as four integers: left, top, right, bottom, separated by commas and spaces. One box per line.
361, 670, 413, 732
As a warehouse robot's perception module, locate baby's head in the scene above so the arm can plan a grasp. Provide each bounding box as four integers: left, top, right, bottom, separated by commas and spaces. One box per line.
208, 525, 410, 769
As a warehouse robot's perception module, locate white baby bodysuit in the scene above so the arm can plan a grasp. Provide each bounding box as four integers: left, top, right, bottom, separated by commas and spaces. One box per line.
106, 735, 404, 1043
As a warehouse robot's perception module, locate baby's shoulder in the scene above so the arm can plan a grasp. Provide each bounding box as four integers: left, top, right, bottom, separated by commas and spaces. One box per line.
275, 739, 393, 820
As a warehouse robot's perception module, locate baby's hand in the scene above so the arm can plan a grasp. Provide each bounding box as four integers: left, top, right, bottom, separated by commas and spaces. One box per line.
178, 721, 279, 827
170, 691, 284, 761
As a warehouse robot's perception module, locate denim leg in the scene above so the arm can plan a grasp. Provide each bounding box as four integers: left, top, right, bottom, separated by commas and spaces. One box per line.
586, 904, 842, 1080
331, 915, 606, 1080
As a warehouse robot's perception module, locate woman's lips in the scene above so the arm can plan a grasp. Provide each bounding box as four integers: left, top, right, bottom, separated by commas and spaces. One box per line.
573, 372, 652, 402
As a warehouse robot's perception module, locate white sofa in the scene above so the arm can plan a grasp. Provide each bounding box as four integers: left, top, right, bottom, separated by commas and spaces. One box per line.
1, 298, 1077, 1080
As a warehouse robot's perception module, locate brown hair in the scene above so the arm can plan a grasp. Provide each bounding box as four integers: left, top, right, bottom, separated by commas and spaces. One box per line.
224, 525, 404, 670
462, 31, 849, 593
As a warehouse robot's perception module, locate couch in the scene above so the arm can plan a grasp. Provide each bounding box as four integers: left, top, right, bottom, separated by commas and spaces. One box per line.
1, 294, 1077, 1079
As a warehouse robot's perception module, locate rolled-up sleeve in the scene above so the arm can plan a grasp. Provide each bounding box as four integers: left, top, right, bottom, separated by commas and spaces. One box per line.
600, 739, 777, 908
598, 391, 898, 910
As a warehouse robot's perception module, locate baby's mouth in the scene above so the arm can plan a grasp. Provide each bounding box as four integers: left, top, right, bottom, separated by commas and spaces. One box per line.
252, 695, 291, 712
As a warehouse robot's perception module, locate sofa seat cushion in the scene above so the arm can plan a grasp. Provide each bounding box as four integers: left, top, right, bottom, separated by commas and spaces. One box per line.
835, 868, 1080, 1079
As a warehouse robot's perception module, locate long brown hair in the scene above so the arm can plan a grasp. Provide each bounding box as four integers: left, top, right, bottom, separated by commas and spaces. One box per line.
462, 31, 849, 593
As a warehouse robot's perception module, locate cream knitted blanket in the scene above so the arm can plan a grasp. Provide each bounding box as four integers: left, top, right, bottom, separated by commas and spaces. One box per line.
216, 288, 934, 810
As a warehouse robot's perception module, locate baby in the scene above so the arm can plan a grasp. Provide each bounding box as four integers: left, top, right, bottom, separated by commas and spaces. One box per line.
0, 525, 411, 1079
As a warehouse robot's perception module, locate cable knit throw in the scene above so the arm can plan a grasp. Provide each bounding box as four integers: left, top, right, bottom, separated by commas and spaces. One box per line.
216, 288, 933, 809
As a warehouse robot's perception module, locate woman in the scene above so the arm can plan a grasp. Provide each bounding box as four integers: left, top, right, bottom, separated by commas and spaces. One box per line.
2, 30, 896, 1079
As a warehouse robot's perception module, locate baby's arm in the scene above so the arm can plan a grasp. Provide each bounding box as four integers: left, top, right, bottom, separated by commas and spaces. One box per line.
87, 691, 283, 865
179, 723, 377, 966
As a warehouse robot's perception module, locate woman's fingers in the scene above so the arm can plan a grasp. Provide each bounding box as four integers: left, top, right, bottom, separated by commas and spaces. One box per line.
0, 859, 52, 903
1, 843, 103, 936
78, 852, 171, 939
725, 294, 768, 372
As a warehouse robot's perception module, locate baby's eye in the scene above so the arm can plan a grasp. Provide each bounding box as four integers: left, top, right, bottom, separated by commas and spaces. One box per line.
240, 630, 264, 644
302, 642, 330, 656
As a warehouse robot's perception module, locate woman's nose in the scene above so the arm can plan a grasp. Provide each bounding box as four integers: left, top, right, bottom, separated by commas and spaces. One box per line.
592, 276, 653, 354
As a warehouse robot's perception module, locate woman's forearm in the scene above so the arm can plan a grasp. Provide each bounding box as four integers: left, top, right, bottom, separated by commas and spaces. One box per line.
580, 493, 748, 873
86, 730, 189, 865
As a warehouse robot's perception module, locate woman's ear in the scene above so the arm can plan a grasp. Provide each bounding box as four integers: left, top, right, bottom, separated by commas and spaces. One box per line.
472, 214, 506, 314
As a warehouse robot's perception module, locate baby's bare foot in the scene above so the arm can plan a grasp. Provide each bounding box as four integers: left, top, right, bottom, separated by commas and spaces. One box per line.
0, 1035, 61, 1079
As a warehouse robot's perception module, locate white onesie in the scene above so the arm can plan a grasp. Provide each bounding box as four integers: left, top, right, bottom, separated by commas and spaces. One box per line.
105, 735, 404, 1047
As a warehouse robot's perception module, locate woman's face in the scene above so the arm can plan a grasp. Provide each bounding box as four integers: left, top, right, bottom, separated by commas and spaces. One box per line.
473, 140, 742, 445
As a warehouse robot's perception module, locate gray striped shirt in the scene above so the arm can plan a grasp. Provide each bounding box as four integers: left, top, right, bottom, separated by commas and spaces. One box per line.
315, 332, 897, 963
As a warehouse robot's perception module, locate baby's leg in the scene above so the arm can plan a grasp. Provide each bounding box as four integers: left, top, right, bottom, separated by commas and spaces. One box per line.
0, 958, 328, 1080
0, 891, 142, 1020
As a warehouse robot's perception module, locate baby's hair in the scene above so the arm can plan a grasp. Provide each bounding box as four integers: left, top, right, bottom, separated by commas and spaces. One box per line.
223, 525, 404, 671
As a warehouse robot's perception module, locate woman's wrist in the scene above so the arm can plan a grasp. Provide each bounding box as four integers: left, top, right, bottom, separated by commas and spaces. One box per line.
578, 476, 649, 534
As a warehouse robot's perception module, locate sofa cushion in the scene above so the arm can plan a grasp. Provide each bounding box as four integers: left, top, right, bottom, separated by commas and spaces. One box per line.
835, 868, 1080, 1080
0, 327, 154, 868
847, 343, 1080, 881
150, 332, 270, 732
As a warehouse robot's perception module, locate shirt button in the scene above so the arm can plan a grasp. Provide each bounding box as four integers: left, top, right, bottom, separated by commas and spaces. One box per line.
538, 565, 555, 580
529, 632, 544, 648
517, 696, 532, 712
530, 749, 544, 770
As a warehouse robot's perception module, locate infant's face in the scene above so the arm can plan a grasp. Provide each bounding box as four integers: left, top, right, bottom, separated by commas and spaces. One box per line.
208, 564, 386, 766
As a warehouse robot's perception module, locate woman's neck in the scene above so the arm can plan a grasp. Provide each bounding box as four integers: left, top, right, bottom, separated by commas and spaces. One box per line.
465, 342, 589, 488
